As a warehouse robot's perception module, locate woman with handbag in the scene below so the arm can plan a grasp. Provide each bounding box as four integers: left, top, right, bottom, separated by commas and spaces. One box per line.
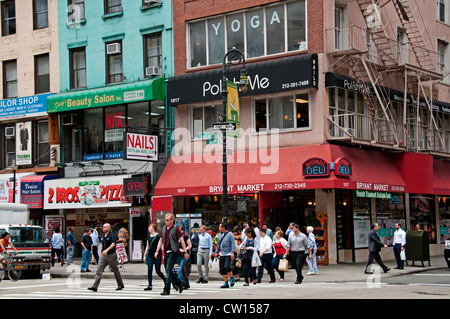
238, 228, 258, 286
143, 224, 166, 290
272, 230, 288, 281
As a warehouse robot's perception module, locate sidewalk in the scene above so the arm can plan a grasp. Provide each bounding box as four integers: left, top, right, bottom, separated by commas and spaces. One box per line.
48, 255, 449, 283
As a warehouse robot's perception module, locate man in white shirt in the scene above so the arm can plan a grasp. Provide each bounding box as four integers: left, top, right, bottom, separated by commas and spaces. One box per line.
393, 222, 406, 269
256, 229, 276, 283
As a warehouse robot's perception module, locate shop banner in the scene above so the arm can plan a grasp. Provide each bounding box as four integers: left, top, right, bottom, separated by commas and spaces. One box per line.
44, 175, 132, 210
46, 78, 164, 113
167, 54, 318, 106
0, 93, 53, 121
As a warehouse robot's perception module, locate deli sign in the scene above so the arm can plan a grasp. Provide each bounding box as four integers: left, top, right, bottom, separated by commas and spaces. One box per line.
44, 175, 133, 209
302, 158, 330, 177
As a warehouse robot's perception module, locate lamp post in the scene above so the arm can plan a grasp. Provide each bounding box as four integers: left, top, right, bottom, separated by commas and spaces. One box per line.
220, 48, 248, 226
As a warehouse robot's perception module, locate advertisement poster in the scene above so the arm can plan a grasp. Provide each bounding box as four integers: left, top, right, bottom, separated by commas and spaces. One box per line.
15, 121, 32, 165
353, 218, 370, 248
45, 216, 64, 239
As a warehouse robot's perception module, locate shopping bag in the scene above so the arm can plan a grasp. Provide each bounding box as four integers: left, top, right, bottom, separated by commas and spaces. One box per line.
400, 250, 406, 261
212, 258, 220, 272
251, 253, 262, 267
278, 258, 289, 272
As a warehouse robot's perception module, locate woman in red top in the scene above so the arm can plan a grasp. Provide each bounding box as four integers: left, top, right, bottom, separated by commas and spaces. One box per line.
0, 232, 18, 269
272, 230, 288, 281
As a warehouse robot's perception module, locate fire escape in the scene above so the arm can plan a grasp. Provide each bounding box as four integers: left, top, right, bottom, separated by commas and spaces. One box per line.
327, 0, 446, 153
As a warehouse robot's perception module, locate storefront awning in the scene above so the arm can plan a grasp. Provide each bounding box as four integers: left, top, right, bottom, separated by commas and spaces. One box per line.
21, 175, 59, 209
46, 78, 165, 113
434, 159, 450, 196
154, 144, 407, 197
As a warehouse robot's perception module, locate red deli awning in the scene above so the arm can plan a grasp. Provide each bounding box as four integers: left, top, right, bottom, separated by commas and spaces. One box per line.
433, 159, 450, 196
154, 144, 406, 197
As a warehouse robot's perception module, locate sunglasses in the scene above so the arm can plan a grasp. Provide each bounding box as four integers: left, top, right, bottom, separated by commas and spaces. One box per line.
165, 219, 173, 221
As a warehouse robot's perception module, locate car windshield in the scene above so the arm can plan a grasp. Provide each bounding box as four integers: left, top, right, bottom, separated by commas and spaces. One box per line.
8, 227, 49, 245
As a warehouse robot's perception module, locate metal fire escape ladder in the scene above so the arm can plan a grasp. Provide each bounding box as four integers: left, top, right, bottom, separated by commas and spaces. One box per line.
352, 0, 399, 144
392, 0, 446, 152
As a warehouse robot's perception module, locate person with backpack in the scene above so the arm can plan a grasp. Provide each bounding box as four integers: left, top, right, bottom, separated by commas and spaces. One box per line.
154, 213, 189, 295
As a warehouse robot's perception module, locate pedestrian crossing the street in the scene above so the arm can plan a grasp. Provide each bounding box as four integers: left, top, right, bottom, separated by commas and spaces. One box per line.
0, 280, 255, 299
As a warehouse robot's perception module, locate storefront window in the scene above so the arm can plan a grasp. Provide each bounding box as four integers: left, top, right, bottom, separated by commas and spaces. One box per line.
255, 93, 310, 132
105, 105, 125, 159
281, 190, 316, 229
375, 193, 406, 245
438, 196, 450, 243
352, 192, 371, 248
187, 195, 259, 236
127, 102, 150, 129
410, 194, 437, 243
83, 108, 104, 161
151, 100, 166, 153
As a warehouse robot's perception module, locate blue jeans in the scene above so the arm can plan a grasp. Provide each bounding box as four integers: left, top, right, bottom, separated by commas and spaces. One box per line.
146, 255, 166, 287
177, 255, 190, 286
163, 252, 182, 293
66, 246, 73, 265
81, 249, 91, 271
273, 254, 285, 279
393, 244, 404, 268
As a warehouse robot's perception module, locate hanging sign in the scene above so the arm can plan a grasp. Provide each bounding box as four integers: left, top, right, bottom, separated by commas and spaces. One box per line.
302, 158, 330, 177
334, 157, 352, 176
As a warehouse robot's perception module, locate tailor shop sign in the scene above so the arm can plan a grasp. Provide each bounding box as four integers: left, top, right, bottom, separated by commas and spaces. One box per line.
44, 175, 133, 209
0, 93, 53, 120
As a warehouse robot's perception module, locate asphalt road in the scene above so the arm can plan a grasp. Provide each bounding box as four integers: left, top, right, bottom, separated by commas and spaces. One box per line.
1, 269, 449, 300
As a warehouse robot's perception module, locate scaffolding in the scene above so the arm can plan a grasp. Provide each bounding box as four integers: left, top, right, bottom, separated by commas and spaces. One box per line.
327, 0, 447, 154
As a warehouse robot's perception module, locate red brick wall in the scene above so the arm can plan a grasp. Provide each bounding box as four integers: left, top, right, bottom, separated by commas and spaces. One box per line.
173, 0, 324, 75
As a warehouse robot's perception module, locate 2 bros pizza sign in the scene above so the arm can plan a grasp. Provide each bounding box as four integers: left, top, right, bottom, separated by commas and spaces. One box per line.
44, 175, 133, 209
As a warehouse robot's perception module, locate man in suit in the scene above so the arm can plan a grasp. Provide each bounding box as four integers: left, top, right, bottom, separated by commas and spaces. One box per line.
364, 223, 390, 274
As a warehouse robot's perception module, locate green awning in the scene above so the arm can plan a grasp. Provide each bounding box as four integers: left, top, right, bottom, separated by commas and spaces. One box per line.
47, 77, 165, 113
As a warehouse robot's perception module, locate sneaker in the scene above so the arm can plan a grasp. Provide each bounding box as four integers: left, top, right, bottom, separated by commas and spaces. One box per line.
230, 277, 236, 287
220, 282, 230, 288
306, 271, 314, 275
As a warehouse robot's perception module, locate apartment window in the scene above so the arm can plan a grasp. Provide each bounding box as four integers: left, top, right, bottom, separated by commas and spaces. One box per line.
38, 121, 50, 164
437, 0, 448, 23
191, 105, 220, 138
34, 0, 48, 29
2, 1, 15, 36
35, 54, 50, 94
68, 0, 85, 22
144, 33, 162, 73
105, 0, 122, 14
70, 47, 86, 89
438, 39, 449, 83
5, 125, 16, 167
3, 60, 17, 99
438, 40, 448, 72
254, 93, 310, 132
106, 41, 123, 84
188, 0, 306, 68
397, 27, 408, 64
334, 3, 347, 50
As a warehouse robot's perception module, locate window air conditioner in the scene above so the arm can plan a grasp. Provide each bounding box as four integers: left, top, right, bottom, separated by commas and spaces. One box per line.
144, 0, 161, 4
62, 114, 78, 126
145, 66, 161, 77
106, 43, 121, 55
5, 126, 15, 137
